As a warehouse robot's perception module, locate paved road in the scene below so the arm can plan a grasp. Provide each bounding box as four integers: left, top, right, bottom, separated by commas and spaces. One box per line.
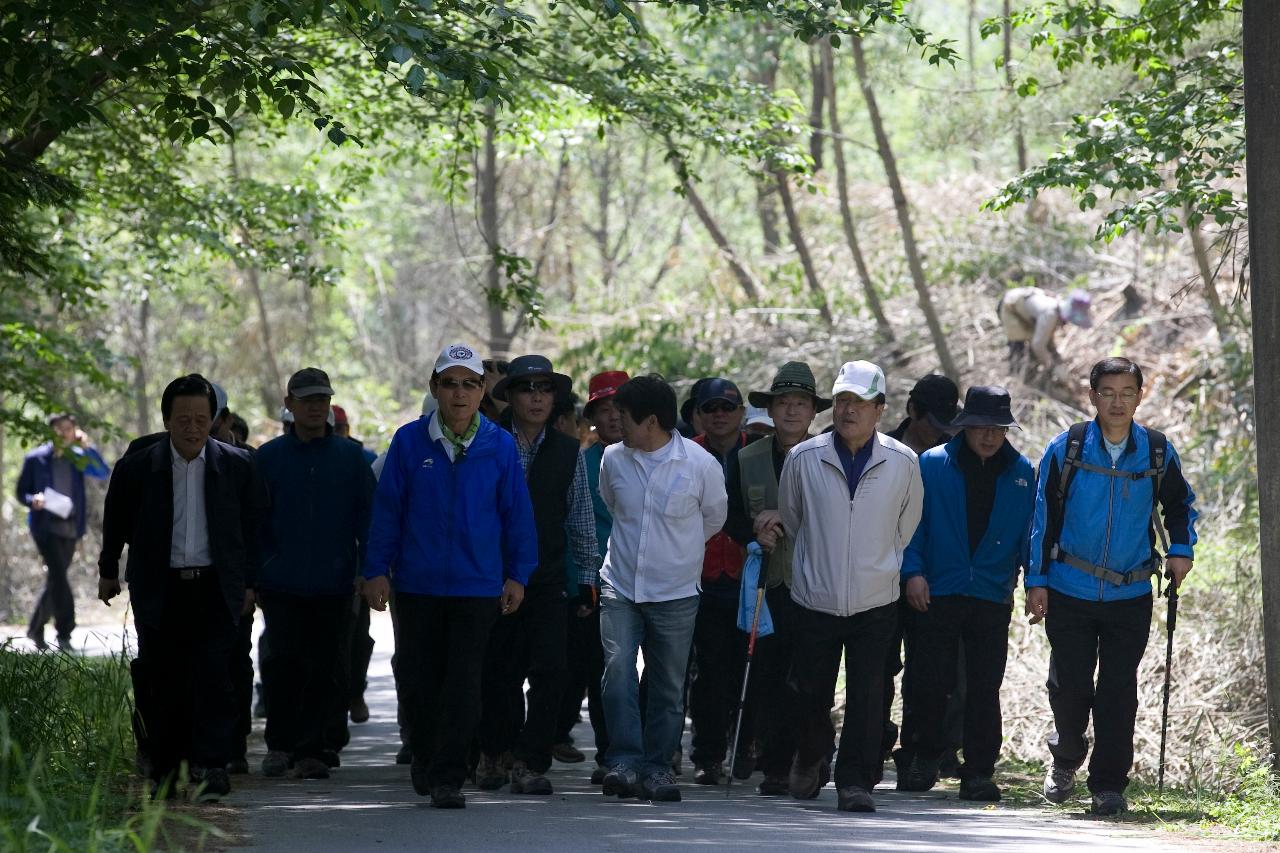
2, 611, 1192, 852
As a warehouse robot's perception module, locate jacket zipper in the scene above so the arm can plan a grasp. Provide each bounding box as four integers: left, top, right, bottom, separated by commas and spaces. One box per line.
1098, 448, 1118, 601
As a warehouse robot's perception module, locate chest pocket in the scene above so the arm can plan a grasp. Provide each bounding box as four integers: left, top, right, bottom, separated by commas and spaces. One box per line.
747, 484, 767, 515
662, 474, 698, 517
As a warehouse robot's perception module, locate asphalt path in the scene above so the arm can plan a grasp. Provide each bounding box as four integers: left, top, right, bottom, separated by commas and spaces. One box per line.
4, 610, 1192, 852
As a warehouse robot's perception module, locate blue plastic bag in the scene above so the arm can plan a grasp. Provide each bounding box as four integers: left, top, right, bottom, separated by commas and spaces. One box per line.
737, 542, 774, 637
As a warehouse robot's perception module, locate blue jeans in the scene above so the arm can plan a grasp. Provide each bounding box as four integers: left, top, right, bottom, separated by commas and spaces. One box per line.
599, 585, 699, 777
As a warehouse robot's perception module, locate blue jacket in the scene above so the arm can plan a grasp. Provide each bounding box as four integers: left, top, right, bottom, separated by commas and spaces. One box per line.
364, 413, 538, 596
255, 431, 377, 596
1028, 420, 1197, 602
583, 441, 611, 560
903, 436, 1035, 604
16, 443, 110, 539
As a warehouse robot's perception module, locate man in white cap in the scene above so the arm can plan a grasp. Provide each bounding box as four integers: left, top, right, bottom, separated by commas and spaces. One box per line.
777, 360, 923, 813
997, 286, 1092, 371
362, 343, 538, 808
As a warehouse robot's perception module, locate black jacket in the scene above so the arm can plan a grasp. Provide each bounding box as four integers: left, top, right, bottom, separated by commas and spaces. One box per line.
98, 437, 268, 627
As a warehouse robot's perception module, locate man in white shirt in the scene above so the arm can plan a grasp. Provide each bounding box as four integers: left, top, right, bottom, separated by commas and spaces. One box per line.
597, 374, 728, 803
98, 374, 266, 802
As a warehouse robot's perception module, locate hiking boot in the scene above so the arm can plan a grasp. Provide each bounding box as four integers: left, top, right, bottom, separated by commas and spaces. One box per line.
26, 629, 48, 651
732, 744, 757, 780
757, 775, 788, 796
320, 749, 341, 768
642, 769, 681, 802
227, 756, 250, 775
590, 765, 607, 785
959, 776, 1002, 802
789, 754, 822, 800
262, 751, 290, 778
836, 785, 875, 813
602, 766, 640, 798
939, 748, 962, 780
552, 742, 586, 763
350, 696, 370, 724
475, 753, 508, 790
1091, 790, 1128, 816
1043, 764, 1077, 804
509, 761, 553, 795
410, 762, 430, 796
395, 744, 413, 765
430, 784, 466, 808
195, 768, 231, 801
898, 755, 939, 792
692, 762, 723, 785
291, 757, 330, 780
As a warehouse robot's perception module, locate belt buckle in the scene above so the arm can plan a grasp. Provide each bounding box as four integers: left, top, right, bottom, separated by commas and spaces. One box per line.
179, 568, 200, 580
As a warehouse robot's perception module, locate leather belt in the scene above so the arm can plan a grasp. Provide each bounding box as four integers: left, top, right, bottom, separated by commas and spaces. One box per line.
173, 566, 214, 580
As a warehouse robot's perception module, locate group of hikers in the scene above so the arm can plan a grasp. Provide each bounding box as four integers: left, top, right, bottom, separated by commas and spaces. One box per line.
16, 338, 1197, 818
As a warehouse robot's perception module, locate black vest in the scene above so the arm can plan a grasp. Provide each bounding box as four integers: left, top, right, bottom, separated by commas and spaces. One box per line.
524, 428, 580, 588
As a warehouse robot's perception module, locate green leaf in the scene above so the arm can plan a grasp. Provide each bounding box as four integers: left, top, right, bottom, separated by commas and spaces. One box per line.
278, 95, 295, 118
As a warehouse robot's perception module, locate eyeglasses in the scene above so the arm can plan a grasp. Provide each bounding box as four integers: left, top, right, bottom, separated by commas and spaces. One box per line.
437, 378, 484, 391
699, 401, 740, 415
1095, 390, 1139, 403
512, 381, 556, 395
971, 426, 1009, 436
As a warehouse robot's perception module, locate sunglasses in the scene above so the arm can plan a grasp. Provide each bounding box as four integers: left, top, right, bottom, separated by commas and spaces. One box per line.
437, 378, 484, 391
512, 381, 556, 395
699, 401, 740, 414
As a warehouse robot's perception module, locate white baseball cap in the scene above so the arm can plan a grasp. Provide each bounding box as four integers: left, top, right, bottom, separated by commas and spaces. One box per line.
831, 361, 886, 401
745, 406, 774, 428
432, 343, 484, 378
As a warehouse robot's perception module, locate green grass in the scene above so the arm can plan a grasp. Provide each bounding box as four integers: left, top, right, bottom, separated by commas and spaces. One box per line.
993, 749, 1280, 842
0, 643, 213, 851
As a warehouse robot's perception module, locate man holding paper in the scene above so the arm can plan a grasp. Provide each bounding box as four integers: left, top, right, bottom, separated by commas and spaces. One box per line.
17, 413, 109, 651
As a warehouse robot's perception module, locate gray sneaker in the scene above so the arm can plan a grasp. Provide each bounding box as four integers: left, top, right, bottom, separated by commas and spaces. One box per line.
1091, 790, 1127, 816
836, 785, 875, 813
642, 769, 681, 802
602, 766, 639, 798
509, 761, 553, 795
262, 751, 289, 778
1043, 764, 1077, 804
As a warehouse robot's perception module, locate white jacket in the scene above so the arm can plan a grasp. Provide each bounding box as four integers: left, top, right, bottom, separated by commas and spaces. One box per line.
779, 431, 924, 617
599, 432, 728, 603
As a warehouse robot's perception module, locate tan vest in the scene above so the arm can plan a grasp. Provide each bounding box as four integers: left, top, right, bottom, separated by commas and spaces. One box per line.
737, 438, 794, 589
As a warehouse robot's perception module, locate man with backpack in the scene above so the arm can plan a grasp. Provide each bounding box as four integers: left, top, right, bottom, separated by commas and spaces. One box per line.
1027, 357, 1197, 816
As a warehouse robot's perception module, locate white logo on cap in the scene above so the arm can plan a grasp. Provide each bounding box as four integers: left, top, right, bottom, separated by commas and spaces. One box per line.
449, 346, 474, 361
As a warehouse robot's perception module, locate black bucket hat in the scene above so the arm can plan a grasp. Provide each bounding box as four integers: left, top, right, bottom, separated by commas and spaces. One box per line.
950, 385, 1020, 430
491, 355, 572, 403
747, 361, 832, 413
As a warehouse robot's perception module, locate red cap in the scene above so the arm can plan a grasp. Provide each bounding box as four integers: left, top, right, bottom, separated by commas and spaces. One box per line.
330, 404, 349, 426
584, 371, 629, 415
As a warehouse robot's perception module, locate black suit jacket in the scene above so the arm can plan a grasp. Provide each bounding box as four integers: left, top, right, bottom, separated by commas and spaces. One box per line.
98, 437, 267, 627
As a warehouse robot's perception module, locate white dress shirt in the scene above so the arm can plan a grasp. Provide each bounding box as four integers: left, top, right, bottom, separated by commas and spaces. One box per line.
170, 440, 212, 567
598, 432, 728, 603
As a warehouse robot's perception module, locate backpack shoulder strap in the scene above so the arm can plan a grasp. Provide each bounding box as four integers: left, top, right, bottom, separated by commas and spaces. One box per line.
1146, 427, 1170, 554
1044, 421, 1089, 565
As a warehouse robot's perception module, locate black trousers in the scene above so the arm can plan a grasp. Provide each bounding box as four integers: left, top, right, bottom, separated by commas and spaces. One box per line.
790, 600, 897, 790
348, 597, 375, 702
28, 533, 78, 640
231, 609, 255, 760
134, 573, 237, 782
397, 593, 499, 788
689, 598, 752, 767
479, 585, 569, 773
1044, 588, 1152, 794
259, 591, 351, 761
909, 595, 1011, 779
750, 585, 801, 779
554, 604, 609, 765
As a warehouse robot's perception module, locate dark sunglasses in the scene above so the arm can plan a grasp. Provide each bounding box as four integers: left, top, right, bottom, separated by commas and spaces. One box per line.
437, 378, 484, 391
512, 381, 556, 395
699, 401, 739, 414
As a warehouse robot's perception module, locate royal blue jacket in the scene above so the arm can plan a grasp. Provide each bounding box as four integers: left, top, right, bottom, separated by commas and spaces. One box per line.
16, 443, 110, 540
1028, 420, 1197, 602
364, 413, 538, 596
902, 436, 1035, 604
255, 431, 376, 596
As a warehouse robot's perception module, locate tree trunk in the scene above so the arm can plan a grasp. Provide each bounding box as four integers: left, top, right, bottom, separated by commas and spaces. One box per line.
755, 179, 784, 254
1003, 0, 1028, 173
752, 22, 784, 254
1184, 205, 1232, 340
808, 42, 826, 172
229, 141, 284, 411
1242, 0, 1280, 774
822, 39, 895, 342
480, 110, 512, 356
774, 170, 833, 325
680, 173, 762, 302
0, 394, 7, 622
594, 140, 615, 288
850, 35, 958, 379
134, 293, 150, 436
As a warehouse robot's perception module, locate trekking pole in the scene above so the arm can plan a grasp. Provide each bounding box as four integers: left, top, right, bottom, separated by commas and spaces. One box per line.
1158, 576, 1179, 793
727, 551, 770, 798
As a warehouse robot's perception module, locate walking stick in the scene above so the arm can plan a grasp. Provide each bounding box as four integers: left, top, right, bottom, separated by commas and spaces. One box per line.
1158, 578, 1178, 793
727, 552, 770, 797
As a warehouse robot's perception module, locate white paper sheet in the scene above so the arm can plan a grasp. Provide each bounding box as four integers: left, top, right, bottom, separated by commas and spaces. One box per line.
40, 487, 73, 519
